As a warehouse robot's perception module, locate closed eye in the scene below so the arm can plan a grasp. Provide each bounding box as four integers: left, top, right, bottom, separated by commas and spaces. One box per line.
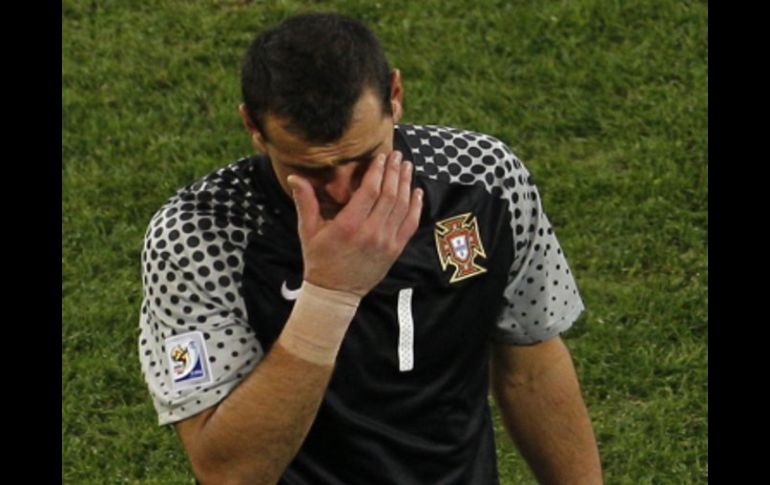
289, 158, 370, 177
291, 164, 334, 176
283, 141, 383, 175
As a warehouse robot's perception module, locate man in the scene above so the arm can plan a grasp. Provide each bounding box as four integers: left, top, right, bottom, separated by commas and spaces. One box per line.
138, 12, 602, 484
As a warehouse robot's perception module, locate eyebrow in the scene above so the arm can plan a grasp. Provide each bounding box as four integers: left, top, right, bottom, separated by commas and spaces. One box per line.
284, 141, 383, 171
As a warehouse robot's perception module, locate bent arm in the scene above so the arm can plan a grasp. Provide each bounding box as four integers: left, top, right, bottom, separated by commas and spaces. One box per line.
174, 152, 422, 484
175, 282, 360, 484
176, 337, 335, 485
490, 336, 603, 485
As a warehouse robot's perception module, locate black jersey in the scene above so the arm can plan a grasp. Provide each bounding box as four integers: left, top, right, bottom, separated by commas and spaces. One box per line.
138, 124, 584, 484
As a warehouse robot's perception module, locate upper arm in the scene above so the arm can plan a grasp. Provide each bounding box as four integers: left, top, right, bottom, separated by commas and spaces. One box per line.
174, 406, 216, 452
486, 140, 585, 345
173, 406, 230, 483
138, 200, 264, 426
490, 336, 572, 388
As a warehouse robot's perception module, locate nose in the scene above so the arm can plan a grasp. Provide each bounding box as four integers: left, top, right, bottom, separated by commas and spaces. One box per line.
322, 164, 359, 205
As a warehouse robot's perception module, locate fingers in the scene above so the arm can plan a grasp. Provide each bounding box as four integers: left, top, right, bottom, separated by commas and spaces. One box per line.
287, 174, 321, 241
369, 151, 404, 224
396, 187, 423, 246
334, 149, 422, 251
297, 150, 423, 296
338, 154, 386, 223
384, 156, 413, 229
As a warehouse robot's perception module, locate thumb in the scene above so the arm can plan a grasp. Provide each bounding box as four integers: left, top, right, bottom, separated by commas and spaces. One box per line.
287, 175, 320, 240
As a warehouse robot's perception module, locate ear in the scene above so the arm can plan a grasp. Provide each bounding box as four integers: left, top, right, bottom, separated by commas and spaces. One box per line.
389, 69, 404, 123
239, 103, 268, 153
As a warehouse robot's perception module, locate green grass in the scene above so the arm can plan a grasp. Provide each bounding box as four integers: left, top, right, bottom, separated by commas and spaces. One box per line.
63, 0, 707, 483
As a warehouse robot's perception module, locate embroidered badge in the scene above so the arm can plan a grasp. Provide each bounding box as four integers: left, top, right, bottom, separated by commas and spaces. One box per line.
434, 212, 487, 283
165, 331, 213, 390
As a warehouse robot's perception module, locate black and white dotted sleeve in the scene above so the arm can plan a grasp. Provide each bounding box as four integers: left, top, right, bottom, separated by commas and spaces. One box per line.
491, 149, 585, 345
137, 191, 264, 426
401, 124, 585, 345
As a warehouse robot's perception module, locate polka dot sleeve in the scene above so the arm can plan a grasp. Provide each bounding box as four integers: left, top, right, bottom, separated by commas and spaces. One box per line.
492, 162, 585, 345
137, 197, 264, 426
398, 124, 584, 345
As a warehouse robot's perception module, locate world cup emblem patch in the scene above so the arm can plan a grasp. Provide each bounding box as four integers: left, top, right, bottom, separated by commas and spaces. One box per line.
165, 331, 212, 390
434, 213, 487, 283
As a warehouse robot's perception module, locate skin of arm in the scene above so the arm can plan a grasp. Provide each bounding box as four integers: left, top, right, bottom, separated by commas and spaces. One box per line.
175, 342, 335, 484
490, 336, 603, 485
173, 151, 423, 484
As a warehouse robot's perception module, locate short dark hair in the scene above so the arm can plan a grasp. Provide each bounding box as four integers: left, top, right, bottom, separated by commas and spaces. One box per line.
241, 12, 392, 144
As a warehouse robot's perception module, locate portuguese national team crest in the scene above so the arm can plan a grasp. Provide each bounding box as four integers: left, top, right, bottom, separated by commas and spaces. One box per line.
434, 213, 487, 283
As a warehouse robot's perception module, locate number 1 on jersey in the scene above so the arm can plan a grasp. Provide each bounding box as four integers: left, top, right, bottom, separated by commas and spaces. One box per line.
397, 288, 414, 372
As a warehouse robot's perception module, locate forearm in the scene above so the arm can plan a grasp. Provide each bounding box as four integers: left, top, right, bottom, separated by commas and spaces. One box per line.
182, 283, 360, 484
191, 342, 333, 484
491, 343, 602, 485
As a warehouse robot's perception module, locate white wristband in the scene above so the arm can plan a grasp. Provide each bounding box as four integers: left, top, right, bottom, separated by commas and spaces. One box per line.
277, 281, 361, 366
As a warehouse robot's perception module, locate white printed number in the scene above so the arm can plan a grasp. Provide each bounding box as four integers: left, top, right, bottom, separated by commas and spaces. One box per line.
397, 288, 414, 372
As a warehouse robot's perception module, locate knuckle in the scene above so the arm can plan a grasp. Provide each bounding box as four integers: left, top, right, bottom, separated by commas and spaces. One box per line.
375, 234, 390, 251
336, 220, 357, 239
364, 232, 388, 252
357, 227, 377, 246
379, 190, 397, 205
363, 183, 380, 200
389, 207, 407, 224
399, 220, 418, 240
400, 167, 412, 182
386, 241, 402, 257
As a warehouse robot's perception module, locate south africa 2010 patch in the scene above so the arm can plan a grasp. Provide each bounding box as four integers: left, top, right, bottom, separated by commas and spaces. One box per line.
165, 331, 213, 390
434, 212, 487, 283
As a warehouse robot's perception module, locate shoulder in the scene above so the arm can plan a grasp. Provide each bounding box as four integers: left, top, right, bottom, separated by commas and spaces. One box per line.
398, 124, 511, 158
148, 157, 263, 226
141, 158, 269, 316
143, 157, 271, 253
396, 123, 532, 198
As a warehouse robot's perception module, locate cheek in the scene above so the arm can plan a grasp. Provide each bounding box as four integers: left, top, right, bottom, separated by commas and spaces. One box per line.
270, 161, 300, 196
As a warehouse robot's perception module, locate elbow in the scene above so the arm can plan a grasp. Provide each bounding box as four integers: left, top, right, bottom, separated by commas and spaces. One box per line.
177, 412, 281, 484
189, 453, 280, 485
188, 455, 233, 485
191, 465, 255, 485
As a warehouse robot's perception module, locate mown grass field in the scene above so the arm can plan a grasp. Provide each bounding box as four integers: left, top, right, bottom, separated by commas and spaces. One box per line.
62, 0, 707, 483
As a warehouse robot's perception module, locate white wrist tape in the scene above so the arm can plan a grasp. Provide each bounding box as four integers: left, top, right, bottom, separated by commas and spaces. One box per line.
278, 281, 361, 366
